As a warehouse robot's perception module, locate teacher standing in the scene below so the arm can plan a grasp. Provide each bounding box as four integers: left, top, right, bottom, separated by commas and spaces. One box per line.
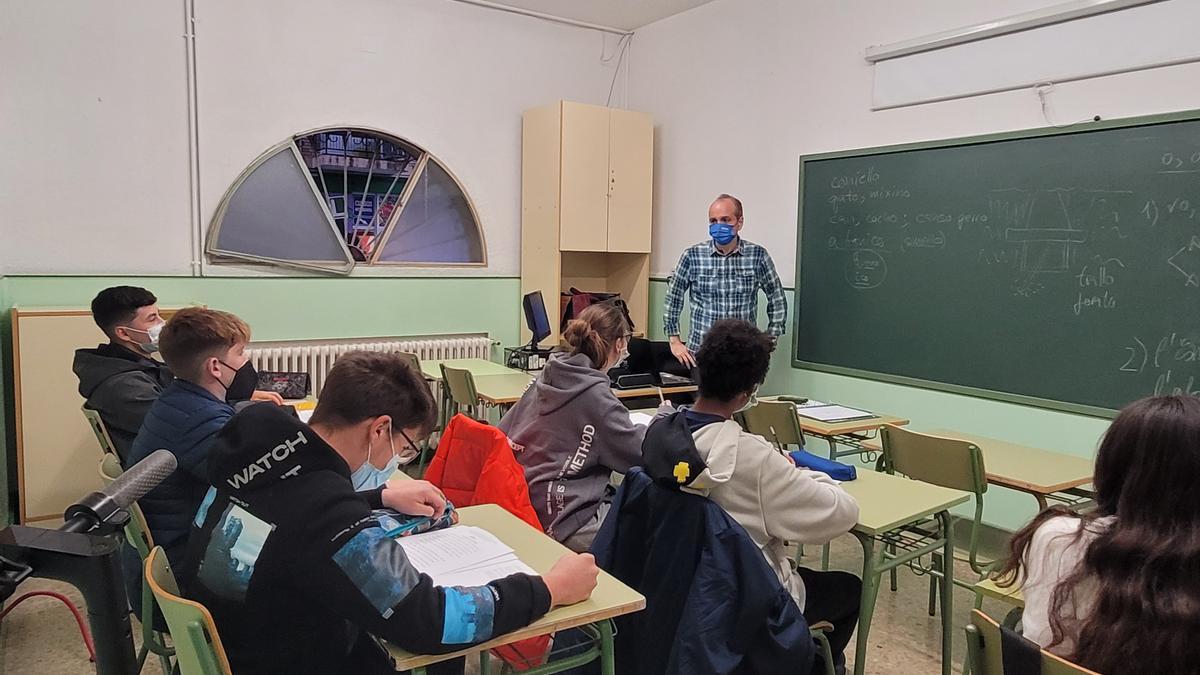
663, 194, 788, 367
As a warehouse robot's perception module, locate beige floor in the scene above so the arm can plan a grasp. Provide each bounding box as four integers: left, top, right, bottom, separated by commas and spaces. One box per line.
0, 534, 1015, 675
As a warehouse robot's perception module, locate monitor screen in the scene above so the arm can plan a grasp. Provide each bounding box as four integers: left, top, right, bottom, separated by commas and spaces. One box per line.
523, 291, 551, 345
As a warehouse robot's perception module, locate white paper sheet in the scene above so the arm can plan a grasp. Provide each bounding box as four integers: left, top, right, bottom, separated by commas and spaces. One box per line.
628, 412, 654, 427
796, 404, 876, 423
395, 526, 513, 573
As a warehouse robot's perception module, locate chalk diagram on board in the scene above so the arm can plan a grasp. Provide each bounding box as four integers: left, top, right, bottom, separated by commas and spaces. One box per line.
1167, 236, 1200, 287
1001, 189, 1087, 273
845, 249, 887, 289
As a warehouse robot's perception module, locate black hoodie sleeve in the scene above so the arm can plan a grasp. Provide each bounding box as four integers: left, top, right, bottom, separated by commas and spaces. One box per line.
294, 488, 552, 654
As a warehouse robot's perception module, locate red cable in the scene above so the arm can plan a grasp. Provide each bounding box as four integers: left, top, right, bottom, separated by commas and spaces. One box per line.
0, 591, 97, 663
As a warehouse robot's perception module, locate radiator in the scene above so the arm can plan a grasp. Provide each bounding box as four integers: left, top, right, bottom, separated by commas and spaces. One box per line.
247, 334, 492, 396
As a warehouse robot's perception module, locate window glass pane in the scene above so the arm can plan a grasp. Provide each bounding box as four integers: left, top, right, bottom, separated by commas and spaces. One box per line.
375, 160, 484, 264
296, 129, 420, 260
211, 146, 351, 266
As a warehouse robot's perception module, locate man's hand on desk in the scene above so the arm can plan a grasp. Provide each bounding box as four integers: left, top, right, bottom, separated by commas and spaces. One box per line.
543, 552, 599, 608
668, 336, 696, 369
251, 390, 285, 405
381, 479, 447, 518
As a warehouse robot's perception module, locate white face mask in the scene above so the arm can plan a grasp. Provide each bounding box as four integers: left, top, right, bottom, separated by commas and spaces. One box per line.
120, 321, 165, 354
734, 385, 761, 414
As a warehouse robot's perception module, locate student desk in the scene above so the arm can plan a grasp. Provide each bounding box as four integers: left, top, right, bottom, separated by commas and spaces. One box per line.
420, 358, 525, 380
758, 397, 911, 462
385, 504, 645, 674
840, 470, 970, 675
472, 377, 696, 407
861, 429, 1094, 511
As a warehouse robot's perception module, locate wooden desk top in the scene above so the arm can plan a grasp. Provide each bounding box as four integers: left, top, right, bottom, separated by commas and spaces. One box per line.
386, 504, 645, 670
756, 397, 908, 437
974, 577, 1024, 607
840, 469, 970, 537
611, 384, 697, 400
473, 373, 536, 405
421, 358, 524, 380
861, 429, 1094, 495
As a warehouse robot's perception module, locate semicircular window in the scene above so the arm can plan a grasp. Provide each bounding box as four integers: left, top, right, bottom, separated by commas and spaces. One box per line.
206, 128, 486, 274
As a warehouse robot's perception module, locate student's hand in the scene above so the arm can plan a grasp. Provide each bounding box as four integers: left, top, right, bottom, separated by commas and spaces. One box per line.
543, 553, 599, 607
381, 480, 446, 517
251, 390, 285, 405
656, 400, 675, 415
668, 337, 696, 368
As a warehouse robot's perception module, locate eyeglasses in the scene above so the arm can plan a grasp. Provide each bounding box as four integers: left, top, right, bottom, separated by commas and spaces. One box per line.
396, 428, 422, 463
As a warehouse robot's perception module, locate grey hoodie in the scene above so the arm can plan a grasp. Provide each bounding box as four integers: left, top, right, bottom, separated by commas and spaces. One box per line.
498, 352, 650, 548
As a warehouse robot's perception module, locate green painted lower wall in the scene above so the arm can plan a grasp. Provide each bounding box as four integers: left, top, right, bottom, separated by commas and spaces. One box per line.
649, 279, 1109, 532
0, 274, 521, 526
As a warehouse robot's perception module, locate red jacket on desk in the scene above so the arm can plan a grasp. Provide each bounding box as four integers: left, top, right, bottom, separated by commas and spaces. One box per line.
425, 414, 542, 530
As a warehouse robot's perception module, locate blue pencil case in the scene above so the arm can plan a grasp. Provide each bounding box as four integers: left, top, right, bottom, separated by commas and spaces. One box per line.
789, 450, 857, 481
371, 501, 459, 538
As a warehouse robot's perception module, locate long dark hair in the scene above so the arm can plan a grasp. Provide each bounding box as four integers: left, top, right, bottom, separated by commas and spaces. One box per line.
995, 394, 1200, 672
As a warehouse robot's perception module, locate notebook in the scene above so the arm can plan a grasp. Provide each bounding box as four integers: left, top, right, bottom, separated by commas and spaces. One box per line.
796, 404, 877, 423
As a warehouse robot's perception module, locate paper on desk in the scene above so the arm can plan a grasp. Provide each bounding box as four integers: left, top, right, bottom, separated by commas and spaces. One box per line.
796, 404, 876, 422
628, 412, 654, 427
395, 526, 536, 587
793, 399, 827, 409
297, 408, 315, 423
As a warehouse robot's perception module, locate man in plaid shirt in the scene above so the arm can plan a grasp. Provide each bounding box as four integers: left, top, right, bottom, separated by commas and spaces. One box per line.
663, 194, 788, 367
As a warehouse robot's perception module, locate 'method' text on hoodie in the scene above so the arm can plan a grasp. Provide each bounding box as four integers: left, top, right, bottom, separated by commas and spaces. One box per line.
498, 352, 651, 547
643, 409, 860, 611
181, 404, 551, 675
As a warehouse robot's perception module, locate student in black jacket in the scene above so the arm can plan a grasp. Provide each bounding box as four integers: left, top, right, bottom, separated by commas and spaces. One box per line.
181, 351, 599, 675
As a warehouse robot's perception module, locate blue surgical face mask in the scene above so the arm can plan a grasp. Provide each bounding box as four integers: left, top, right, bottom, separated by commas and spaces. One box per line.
350, 427, 399, 492
709, 221, 737, 245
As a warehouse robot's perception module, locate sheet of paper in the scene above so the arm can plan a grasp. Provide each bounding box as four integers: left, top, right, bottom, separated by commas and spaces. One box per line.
395, 526, 513, 574
628, 411, 654, 426
796, 404, 877, 422
297, 408, 315, 423
432, 558, 539, 588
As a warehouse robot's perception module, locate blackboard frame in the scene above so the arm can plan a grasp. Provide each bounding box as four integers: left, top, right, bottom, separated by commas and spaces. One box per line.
792, 108, 1200, 418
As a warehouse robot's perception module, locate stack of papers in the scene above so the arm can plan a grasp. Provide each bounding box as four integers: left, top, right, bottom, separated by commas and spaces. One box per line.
795, 403, 877, 423
395, 526, 537, 587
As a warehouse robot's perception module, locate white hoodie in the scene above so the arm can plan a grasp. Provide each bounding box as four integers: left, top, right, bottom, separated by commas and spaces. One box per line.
686, 419, 860, 610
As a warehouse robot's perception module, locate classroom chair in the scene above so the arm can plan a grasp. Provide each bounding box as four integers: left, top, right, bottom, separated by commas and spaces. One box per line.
145, 547, 233, 675
965, 609, 1098, 675
397, 350, 423, 375
441, 364, 485, 421
880, 425, 991, 616
98, 455, 176, 674
736, 400, 806, 451
82, 405, 121, 460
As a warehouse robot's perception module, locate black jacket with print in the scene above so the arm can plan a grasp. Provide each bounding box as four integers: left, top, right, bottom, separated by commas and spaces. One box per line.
180, 404, 551, 675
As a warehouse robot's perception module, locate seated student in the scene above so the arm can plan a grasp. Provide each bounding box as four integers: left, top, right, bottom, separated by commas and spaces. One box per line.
656, 319, 861, 672
182, 351, 599, 675
73, 286, 173, 461
996, 394, 1200, 673
499, 301, 668, 552
128, 307, 266, 567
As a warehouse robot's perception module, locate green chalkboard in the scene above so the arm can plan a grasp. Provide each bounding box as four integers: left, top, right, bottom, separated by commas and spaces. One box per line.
794, 111, 1200, 417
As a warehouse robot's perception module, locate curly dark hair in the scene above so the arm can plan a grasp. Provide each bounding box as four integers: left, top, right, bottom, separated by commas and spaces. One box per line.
995, 394, 1200, 672
695, 319, 775, 402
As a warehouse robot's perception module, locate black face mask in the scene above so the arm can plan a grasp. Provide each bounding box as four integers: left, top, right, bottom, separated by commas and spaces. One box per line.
218, 359, 258, 403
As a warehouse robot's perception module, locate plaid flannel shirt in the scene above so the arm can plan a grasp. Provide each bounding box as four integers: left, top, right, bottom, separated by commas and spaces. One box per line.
663, 238, 788, 352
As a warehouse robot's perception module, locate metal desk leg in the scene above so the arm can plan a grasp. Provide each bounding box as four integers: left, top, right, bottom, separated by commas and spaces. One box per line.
1034, 493, 1049, 512
479, 650, 491, 675
600, 619, 616, 675
936, 511, 954, 675
851, 533, 883, 675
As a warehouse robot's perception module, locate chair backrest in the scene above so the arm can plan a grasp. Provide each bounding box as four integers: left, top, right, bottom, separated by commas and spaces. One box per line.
81, 405, 119, 457
145, 547, 233, 675
440, 365, 479, 407
97, 455, 156, 558
739, 400, 806, 449
397, 351, 423, 376
881, 425, 986, 494
966, 609, 1099, 675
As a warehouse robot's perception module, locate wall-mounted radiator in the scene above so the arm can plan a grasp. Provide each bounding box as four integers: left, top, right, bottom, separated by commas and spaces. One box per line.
247, 334, 492, 396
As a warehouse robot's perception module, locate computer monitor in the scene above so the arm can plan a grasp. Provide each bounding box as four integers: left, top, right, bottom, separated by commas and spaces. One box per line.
522, 291, 551, 348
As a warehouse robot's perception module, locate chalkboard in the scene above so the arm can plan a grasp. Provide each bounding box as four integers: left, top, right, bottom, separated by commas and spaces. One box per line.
794, 112, 1200, 416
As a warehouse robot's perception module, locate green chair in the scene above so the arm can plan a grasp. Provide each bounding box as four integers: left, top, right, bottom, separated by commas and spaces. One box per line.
397, 351, 423, 375
965, 609, 1098, 675
737, 400, 806, 451
82, 405, 120, 458
145, 546, 233, 675
880, 425, 991, 615
99, 455, 176, 674
441, 364, 484, 421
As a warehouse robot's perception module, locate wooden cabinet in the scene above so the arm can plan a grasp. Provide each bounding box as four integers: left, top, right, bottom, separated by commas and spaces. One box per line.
521, 101, 654, 347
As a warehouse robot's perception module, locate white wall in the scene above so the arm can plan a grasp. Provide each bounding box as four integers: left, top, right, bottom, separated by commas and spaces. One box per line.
633, 0, 1200, 283
0, 0, 626, 276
